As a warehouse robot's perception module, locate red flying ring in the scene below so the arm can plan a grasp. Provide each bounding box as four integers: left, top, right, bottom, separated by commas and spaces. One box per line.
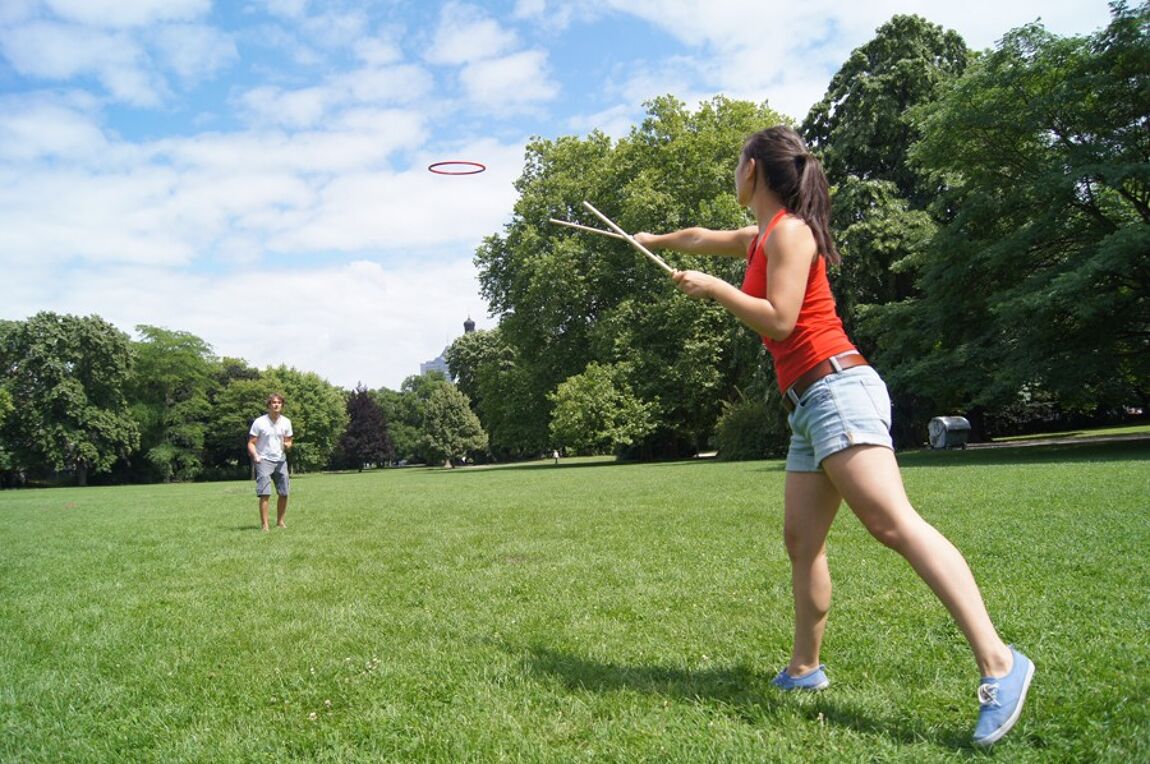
428, 160, 486, 175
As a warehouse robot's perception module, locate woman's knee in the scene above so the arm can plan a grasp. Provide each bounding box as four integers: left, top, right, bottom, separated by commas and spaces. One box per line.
783, 526, 826, 563
860, 510, 925, 552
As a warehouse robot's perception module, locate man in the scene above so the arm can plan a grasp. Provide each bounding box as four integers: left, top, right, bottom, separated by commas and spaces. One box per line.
248, 393, 294, 531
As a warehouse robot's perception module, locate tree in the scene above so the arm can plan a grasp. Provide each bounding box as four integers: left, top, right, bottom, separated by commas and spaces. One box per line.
476, 96, 786, 458
0, 383, 16, 487
0, 312, 139, 485
335, 383, 394, 470
373, 386, 422, 464
868, 3, 1150, 426
127, 325, 215, 482
802, 15, 970, 207
800, 14, 970, 368
548, 362, 657, 456
445, 327, 502, 420
262, 366, 349, 472
376, 372, 455, 464
420, 385, 487, 467
444, 326, 540, 460
202, 368, 265, 477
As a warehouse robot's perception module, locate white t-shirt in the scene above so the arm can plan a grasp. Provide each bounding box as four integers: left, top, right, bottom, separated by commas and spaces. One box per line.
250, 414, 293, 461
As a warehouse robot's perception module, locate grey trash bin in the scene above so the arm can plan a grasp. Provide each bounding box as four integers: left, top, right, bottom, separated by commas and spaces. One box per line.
928, 416, 971, 449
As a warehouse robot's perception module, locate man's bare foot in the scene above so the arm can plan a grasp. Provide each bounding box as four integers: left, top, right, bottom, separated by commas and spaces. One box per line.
276, 522, 286, 528
261, 525, 270, 532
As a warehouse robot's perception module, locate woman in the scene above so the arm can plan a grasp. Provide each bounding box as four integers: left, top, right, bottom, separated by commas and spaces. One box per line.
635, 125, 1033, 747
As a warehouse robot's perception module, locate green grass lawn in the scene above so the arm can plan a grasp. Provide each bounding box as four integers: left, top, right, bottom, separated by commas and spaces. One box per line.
2, 440, 1148, 762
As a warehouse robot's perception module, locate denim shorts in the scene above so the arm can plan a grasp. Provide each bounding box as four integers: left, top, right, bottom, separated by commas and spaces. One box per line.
255, 459, 290, 496
785, 365, 894, 472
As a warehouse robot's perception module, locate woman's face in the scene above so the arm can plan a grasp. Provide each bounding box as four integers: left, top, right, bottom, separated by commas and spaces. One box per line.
734, 151, 755, 207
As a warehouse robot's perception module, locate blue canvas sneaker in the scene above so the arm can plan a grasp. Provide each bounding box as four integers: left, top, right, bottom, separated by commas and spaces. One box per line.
972, 646, 1035, 747
771, 664, 829, 691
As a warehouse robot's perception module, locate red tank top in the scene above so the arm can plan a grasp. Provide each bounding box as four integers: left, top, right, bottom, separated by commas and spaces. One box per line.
740, 210, 856, 392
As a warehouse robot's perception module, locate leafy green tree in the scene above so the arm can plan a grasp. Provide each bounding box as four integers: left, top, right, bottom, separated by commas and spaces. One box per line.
373, 386, 423, 464
202, 363, 264, 477
445, 326, 542, 459
869, 4, 1150, 425
0, 312, 139, 485
800, 15, 969, 363
445, 327, 501, 419
476, 96, 785, 458
548, 362, 657, 456
335, 383, 394, 470
262, 366, 349, 472
127, 325, 215, 482
802, 15, 970, 207
0, 383, 15, 486
420, 385, 488, 467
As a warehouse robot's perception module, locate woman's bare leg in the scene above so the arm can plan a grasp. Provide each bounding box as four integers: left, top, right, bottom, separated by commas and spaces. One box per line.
820, 445, 1012, 677
782, 469, 842, 675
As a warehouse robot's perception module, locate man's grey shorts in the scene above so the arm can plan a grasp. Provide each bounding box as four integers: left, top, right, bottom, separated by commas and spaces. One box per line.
785, 365, 894, 472
255, 459, 290, 496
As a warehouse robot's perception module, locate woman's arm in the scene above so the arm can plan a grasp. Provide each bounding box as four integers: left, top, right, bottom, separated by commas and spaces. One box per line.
672, 218, 816, 341
634, 225, 758, 259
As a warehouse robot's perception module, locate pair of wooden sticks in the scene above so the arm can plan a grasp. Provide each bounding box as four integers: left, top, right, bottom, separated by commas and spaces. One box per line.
549, 201, 673, 275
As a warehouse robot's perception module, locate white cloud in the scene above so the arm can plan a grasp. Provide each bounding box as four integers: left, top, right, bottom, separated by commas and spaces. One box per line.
566, 104, 638, 140
152, 23, 238, 81
238, 85, 334, 129
551, 0, 1116, 121
425, 1, 519, 65
0, 21, 165, 105
0, 92, 110, 162
42, 0, 208, 29
261, 0, 309, 21
332, 64, 436, 105
236, 62, 436, 129
354, 35, 403, 66
460, 50, 558, 109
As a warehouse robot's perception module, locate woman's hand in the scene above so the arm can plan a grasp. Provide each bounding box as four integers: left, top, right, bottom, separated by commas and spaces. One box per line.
672, 269, 716, 299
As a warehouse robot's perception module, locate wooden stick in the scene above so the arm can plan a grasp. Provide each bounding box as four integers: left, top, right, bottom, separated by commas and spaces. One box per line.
548, 218, 627, 241
581, 201, 674, 275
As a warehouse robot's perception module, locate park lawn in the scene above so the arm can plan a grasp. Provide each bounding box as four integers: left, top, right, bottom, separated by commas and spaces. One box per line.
1, 440, 1148, 762
990, 422, 1150, 442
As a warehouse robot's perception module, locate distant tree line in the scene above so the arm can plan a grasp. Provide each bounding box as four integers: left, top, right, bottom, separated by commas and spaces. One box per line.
451, 3, 1147, 460
0, 314, 485, 487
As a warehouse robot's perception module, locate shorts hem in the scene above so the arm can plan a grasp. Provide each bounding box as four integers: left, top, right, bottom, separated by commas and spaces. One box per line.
786, 435, 894, 472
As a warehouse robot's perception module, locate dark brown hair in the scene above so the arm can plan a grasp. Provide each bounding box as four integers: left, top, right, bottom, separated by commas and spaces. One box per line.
741, 126, 840, 265
266, 393, 284, 405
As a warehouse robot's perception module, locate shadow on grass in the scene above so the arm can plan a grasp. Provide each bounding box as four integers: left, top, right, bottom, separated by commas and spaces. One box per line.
515, 644, 962, 748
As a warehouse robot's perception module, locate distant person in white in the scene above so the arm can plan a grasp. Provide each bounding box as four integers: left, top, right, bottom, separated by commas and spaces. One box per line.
248, 393, 294, 531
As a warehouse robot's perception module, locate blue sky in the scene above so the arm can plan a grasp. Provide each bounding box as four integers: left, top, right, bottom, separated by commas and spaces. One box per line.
0, 0, 1115, 390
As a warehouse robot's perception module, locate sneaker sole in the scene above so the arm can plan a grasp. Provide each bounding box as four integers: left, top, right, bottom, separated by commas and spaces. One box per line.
973, 659, 1035, 747
773, 678, 830, 692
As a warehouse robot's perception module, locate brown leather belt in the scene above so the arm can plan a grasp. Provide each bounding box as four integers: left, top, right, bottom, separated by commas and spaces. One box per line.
782, 352, 869, 412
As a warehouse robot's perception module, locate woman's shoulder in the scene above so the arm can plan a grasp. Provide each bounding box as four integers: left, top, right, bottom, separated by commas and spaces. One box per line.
767, 215, 818, 257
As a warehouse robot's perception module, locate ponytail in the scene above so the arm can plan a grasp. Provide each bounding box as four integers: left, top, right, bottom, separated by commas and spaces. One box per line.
742, 127, 840, 265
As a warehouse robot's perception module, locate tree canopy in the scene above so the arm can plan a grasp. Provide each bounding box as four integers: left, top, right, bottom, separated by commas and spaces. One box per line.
866, 2, 1150, 427
0, 312, 139, 485
476, 95, 787, 458
129, 325, 215, 482
335, 383, 394, 470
